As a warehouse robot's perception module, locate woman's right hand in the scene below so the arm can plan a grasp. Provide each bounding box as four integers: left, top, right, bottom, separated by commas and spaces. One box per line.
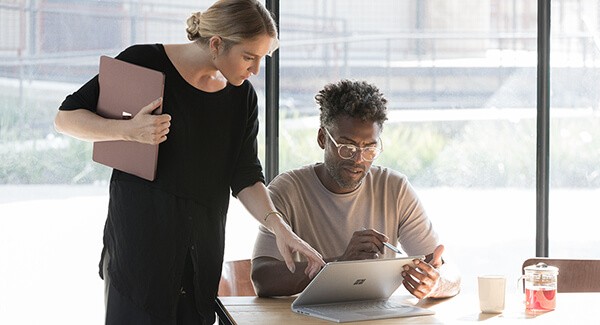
128, 98, 171, 145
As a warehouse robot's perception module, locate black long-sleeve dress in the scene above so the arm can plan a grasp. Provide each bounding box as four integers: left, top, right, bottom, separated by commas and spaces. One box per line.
59, 44, 265, 322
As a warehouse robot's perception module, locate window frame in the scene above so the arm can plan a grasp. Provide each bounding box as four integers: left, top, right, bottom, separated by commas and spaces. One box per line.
265, 0, 552, 257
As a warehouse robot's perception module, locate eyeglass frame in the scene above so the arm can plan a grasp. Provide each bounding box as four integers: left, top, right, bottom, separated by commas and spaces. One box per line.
323, 127, 383, 162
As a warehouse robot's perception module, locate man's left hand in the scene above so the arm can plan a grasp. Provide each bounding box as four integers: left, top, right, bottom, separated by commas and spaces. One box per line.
401, 244, 444, 299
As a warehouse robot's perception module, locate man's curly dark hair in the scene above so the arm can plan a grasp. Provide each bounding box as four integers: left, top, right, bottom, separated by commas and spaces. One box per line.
316, 79, 388, 129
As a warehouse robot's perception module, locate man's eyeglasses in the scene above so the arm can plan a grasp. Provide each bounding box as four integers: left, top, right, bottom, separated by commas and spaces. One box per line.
323, 128, 383, 162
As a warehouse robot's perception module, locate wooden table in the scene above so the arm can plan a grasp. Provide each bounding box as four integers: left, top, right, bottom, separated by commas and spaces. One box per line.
219, 292, 599, 324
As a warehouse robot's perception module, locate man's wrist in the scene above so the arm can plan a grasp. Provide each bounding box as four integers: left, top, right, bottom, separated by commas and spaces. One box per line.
424, 278, 441, 298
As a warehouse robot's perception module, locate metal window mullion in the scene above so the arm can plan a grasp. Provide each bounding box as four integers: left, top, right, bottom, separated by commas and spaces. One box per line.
265, 0, 280, 184
536, 0, 551, 257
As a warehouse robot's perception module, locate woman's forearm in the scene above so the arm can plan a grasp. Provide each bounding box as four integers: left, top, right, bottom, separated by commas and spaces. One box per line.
55, 98, 169, 145
54, 109, 132, 142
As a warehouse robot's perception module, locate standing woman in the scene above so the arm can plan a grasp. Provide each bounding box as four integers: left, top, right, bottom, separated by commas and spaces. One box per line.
54, 0, 324, 323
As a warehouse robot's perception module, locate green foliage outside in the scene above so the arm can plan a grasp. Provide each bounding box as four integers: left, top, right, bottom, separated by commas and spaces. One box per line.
277, 115, 600, 188
2, 88, 600, 188
0, 84, 112, 184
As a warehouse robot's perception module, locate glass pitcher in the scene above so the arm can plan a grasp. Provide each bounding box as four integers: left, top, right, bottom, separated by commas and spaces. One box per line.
520, 262, 559, 311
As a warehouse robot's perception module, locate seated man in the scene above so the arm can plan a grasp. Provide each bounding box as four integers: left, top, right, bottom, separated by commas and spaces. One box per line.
251, 79, 461, 299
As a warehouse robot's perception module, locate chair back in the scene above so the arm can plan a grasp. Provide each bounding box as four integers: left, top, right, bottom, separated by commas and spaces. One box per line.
522, 258, 600, 292
218, 259, 256, 296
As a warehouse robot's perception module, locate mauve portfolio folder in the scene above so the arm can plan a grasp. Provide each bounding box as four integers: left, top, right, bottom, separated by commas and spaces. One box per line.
92, 55, 165, 181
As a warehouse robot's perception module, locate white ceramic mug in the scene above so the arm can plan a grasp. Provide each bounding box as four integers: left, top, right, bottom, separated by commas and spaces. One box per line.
478, 275, 506, 313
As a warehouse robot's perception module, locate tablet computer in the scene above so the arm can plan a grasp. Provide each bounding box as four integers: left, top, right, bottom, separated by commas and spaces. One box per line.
291, 256, 434, 322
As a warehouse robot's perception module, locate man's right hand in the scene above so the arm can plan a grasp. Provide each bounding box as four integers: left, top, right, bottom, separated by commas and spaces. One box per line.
338, 228, 389, 261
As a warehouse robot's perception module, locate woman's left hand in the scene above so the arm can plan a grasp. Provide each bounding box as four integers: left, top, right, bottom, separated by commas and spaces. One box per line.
269, 218, 325, 278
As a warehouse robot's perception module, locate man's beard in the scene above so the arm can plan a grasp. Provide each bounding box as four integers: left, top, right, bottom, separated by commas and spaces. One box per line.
326, 160, 367, 191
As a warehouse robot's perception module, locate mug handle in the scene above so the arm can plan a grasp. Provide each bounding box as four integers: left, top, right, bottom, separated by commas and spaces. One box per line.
516, 274, 527, 294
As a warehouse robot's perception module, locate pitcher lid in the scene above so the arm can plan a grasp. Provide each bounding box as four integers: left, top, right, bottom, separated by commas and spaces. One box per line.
524, 262, 559, 273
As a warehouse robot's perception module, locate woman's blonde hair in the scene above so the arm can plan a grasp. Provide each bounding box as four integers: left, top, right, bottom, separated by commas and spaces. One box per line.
186, 0, 279, 55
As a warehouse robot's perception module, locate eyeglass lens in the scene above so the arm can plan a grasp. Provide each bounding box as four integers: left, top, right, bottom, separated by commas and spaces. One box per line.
338, 145, 380, 161
324, 128, 381, 161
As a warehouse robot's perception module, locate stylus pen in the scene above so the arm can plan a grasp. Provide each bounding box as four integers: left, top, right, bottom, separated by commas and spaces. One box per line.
361, 226, 403, 255
382, 241, 403, 255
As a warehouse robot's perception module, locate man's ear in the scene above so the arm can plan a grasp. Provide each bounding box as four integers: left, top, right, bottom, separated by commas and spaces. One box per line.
317, 128, 326, 149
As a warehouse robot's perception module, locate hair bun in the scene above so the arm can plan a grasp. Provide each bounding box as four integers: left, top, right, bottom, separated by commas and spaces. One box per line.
186, 11, 202, 41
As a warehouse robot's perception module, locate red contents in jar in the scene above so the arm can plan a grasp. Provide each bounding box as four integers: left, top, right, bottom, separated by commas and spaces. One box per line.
525, 288, 556, 310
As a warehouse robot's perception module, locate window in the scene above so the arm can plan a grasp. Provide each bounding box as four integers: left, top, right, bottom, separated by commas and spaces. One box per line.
549, 0, 600, 257
0, 0, 261, 322
278, 0, 538, 293
1, 1, 598, 324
